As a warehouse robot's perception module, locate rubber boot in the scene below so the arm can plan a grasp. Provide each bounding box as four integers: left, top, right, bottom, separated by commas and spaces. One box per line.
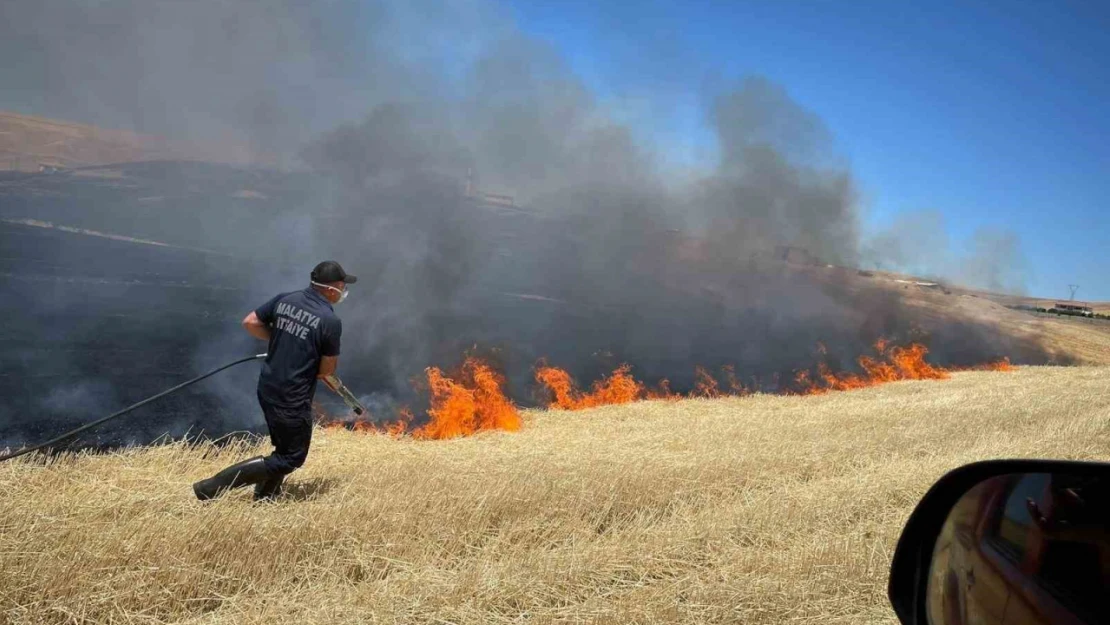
254, 473, 285, 501
193, 456, 271, 501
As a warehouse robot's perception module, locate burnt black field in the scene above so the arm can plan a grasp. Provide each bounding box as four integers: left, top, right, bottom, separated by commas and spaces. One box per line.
0, 161, 638, 450
0, 164, 283, 449
0, 160, 1061, 454
0, 162, 366, 448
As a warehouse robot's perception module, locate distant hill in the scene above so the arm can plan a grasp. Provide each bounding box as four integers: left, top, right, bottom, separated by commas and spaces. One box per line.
0, 111, 259, 171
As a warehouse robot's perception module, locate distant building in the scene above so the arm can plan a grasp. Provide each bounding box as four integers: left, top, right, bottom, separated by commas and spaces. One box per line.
774, 245, 821, 266
463, 167, 517, 208
1054, 302, 1094, 316
479, 192, 515, 208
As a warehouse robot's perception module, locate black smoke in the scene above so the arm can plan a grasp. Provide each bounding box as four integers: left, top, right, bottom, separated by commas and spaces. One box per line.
0, 0, 1062, 449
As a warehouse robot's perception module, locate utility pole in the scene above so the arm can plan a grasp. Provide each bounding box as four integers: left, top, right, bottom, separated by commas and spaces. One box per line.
1068, 284, 1080, 301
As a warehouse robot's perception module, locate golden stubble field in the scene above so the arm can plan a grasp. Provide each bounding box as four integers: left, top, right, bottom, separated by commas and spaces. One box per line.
2, 366, 1108, 624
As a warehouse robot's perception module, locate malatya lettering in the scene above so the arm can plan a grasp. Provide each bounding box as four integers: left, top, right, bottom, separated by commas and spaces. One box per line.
273, 302, 320, 340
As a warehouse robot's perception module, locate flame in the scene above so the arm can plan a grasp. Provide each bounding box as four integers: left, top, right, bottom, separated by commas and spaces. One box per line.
645, 379, 679, 400
793, 341, 949, 395
990, 358, 1016, 372
414, 358, 521, 440
321, 339, 1018, 435
532, 365, 575, 409
958, 357, 1015, 372
536, 339, 1016, 408
318, 357, 520, 440
721, 365, 749, 396
535, 363, 644, 410
693, 366, 721, 398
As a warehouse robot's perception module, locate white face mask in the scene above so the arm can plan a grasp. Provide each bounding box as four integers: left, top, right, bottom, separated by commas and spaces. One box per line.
312, 281, 348, 304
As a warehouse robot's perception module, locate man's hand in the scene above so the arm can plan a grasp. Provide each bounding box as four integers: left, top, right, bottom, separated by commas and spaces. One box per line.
319, 369, 366, 415
318, 355, 339, 384
242, 311, 271, 341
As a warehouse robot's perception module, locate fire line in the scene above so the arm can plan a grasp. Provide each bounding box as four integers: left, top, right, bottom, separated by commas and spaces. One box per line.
316, 340, 1015, 440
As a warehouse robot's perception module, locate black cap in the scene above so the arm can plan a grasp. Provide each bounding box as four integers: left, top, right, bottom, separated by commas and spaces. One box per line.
311, 260, 357, 284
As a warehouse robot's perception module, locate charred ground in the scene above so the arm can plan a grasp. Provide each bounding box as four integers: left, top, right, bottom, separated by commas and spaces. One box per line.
0, 158, 1089, 451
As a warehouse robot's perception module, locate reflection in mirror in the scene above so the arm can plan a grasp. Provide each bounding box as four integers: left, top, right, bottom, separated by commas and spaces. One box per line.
927, 472, 1109, 625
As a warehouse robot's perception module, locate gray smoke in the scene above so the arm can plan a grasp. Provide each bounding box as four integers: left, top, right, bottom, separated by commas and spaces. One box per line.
861, 210, 950, 276
958, 228, 1029, 295
862, 210, 1029, 294
0, 0, 1059, 447
1, 1, 411, 164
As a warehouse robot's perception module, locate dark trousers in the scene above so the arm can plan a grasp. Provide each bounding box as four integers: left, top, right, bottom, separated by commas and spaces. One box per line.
258, 393, 313, 476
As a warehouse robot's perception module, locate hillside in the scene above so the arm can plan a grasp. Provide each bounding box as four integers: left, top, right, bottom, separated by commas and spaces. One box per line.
0, 111, 178, 171
0, 111, 257, 171
809, 265, 1110, 365
2, 367, 1108, 624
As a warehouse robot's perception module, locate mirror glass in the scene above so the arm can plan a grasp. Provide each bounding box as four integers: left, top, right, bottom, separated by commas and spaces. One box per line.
927, 472, 1109, 625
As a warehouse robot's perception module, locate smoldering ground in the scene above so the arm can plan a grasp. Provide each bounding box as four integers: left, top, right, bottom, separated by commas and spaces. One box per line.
0, 0, 1057, 448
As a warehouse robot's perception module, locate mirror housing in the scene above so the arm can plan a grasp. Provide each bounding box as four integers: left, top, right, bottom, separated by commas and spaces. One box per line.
888, 459, 1110, 625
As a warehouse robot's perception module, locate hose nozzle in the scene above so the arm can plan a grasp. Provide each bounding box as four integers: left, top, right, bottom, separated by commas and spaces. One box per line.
322, 374, 367, 416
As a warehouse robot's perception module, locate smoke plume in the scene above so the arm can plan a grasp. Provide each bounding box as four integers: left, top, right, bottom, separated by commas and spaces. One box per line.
0, 0, 1057, 447
861, 210, 1030, 294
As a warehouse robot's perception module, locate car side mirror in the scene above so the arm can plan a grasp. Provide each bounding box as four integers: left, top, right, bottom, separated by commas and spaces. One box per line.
888, 460, 1110, 625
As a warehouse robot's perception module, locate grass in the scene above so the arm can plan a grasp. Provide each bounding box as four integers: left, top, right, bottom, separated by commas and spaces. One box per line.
2, 366, 1109, 624
881, 282, 1110, 365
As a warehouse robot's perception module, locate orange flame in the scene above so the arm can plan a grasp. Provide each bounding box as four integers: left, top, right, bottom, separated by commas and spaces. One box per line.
793, 341, 949, 395
537, 340, 1017, 408
645, 379, 679, 400
318, 357, 520, 440
414, 358, 521, 440
959, 357, 1015, 372
721, 365, 749, 396
535, 363, 645, 410
693, 366, 721, 398
322, 340, 1018, 435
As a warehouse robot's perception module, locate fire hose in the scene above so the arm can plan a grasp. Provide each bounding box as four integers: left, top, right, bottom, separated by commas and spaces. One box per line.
0, 353, 268, 463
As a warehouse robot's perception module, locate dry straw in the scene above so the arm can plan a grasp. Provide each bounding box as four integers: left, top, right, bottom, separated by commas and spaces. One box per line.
2, 366, 1108, 624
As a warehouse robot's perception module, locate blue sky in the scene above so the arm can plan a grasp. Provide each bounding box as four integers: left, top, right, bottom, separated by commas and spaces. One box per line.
501, 0, 1109, 301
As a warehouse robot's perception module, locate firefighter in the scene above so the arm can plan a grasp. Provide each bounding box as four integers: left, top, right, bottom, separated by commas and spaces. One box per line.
193, 260, 354, 501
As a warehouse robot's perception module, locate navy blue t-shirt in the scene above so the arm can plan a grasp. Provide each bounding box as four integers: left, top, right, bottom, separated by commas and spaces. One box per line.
254, 287, 342, 408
